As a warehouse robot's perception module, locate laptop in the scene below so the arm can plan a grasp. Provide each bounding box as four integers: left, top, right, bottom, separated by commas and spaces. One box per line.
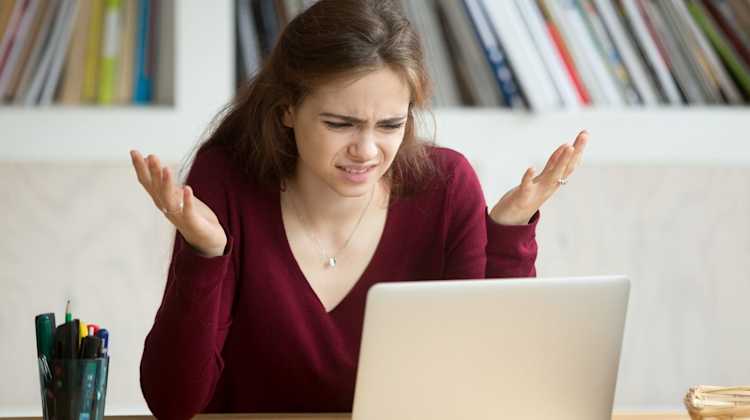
351, 275, 630, 420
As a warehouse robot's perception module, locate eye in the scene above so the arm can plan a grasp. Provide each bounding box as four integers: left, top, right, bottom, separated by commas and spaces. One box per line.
324, 121, 352, 129
380, 123, 405, 130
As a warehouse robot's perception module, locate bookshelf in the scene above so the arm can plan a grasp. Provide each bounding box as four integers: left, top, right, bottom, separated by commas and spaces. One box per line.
0, 1, 234, 162
1, 0, 748, 167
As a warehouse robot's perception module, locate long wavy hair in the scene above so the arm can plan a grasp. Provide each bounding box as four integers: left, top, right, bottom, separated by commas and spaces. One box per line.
194, 0, 436, 197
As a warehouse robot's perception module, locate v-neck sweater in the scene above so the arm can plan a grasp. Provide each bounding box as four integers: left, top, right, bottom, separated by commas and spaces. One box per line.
140, 145, 539, 419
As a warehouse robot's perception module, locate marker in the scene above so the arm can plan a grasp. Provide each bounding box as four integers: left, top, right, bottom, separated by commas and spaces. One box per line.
65, 300, 72, 323
95, 329, 109, 357
87, 324, 99, 336
34, 313, 56, 361
79, 321, 88, 344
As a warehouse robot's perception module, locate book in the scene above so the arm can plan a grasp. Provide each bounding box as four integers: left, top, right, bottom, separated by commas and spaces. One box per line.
13, 0, 58, 104
117, 0, 136, 103
579, 0, 641, 105
97, 0, 122, 104
687, 0, 750, 98
652, 0, 720, 103
5, 0, 48, 100
39, 0, 79, 105
0, 1, 19, 41
133, 0, 152, 103
435, 0, 502, 107
0, 0, 40, 99
402, 0, 462, 107
558, 0, 626, 106
154, 0, 172, 105
593, 0, 660, 105
82, 0, 103, 102
481, 0, 561, 111
237, 0, 261, 83
21, 0, 71, 105
515, 0, 581, 108
0, 0, 27, 78
702, 0, 750, 67
59, 0, 92, 104
538, 0, 591, 105
462, 0, 525, 108
620, 0, 683, 104
671, 0, 743, 104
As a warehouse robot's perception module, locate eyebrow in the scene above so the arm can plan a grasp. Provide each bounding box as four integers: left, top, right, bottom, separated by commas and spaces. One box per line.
319, 112, 407, 125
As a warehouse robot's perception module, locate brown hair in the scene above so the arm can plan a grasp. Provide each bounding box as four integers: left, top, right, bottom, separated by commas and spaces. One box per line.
197, 0, 436, 197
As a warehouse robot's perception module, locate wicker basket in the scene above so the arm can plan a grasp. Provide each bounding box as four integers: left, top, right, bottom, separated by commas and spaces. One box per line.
684, 386, 750, 419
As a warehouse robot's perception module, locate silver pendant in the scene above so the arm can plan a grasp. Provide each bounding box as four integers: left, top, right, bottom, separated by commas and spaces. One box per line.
326, 256, 337, 268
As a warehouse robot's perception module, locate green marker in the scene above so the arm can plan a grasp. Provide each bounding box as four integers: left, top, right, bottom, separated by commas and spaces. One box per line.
65, 299, 72, 323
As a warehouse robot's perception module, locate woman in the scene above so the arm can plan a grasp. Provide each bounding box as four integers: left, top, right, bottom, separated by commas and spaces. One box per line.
133, 0, 587, 418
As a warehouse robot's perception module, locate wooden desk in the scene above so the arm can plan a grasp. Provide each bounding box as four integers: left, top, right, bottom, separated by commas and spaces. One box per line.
191, 414, 690, 420
6, 413, 691, 420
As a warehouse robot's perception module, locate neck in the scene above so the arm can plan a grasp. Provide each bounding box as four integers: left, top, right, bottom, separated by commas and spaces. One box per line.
285, 173, 383, 232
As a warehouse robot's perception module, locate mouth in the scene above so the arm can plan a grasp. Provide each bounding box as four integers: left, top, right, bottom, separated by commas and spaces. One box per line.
336, 165, 377, 174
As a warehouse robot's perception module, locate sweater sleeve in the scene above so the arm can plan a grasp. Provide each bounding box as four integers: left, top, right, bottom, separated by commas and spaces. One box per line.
441, 150, 538, 280
140, 147, 238, 420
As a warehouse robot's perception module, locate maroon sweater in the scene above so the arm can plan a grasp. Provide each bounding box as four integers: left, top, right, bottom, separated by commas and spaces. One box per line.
140, 145, 538, 419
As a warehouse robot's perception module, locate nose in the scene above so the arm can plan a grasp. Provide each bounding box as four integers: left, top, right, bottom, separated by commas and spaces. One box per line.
348, 129, 378, 162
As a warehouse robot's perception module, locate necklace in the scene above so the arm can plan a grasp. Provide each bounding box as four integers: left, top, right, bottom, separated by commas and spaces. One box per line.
287, 184, 375, 269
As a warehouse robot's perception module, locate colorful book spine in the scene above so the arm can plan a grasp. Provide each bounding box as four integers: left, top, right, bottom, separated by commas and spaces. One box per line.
98, 0, 122, 104
83, 0, 104, 103
133, 0, 152, 103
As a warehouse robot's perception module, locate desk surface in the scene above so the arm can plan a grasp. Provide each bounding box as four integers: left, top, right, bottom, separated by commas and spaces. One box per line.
134, 413, 689, 420
5, 413, 691, 420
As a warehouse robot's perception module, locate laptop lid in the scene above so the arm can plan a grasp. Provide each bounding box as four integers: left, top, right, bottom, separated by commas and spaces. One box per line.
352, 275, 630, 420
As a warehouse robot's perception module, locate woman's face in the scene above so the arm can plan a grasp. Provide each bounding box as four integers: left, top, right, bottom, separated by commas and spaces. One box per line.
283, 66, 411, 198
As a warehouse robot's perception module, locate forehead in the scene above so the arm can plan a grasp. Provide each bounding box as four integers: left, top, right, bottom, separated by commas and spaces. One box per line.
303, 67, 412, 116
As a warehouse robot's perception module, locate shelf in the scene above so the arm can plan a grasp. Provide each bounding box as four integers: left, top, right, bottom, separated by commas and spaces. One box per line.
0, 0, 234, 163
431, 107, 750, 166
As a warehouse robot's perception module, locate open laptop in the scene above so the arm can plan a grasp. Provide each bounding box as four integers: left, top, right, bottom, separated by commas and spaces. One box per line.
351, 275, 630, 420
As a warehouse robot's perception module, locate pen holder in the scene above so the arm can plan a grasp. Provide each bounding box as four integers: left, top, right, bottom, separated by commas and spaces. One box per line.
37, 357, 110, 420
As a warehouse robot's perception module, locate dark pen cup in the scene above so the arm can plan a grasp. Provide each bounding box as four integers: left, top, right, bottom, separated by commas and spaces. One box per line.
37, 356, 110, 420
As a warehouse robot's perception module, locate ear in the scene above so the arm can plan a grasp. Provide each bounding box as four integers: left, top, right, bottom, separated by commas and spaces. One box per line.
282, 106, 294, 128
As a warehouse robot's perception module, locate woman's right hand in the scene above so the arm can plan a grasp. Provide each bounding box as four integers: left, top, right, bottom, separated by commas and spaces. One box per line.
130, 150, 228, 258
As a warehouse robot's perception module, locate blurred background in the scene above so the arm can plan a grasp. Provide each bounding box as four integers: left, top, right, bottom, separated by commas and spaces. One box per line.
1, 0, 748, 415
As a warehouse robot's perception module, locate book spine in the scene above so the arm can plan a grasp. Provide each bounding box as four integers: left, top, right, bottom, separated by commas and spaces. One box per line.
97, 0, 121, 104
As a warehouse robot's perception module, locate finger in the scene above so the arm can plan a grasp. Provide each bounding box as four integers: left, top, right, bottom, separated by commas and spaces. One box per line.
538, 144, 566, 178
160, 166, 182, 213
147, 154, 164, 204
183, 185, 194, 214
521, 166, 535, 189
563, 131, 589, 178
550, 145, 575, 185
130, 150, 152, 186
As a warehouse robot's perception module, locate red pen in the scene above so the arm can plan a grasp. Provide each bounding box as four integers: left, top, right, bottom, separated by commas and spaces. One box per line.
87, 324, 100, 336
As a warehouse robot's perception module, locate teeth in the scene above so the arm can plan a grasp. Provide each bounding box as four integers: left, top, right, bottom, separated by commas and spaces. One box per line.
342, 167, 369, 174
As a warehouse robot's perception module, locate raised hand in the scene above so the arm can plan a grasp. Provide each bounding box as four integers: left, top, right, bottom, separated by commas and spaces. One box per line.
130, 150, 228, 257
489, 130, 588, 226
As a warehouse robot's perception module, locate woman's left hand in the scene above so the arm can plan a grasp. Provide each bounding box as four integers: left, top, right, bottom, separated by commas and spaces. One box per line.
489, 130, 588, 226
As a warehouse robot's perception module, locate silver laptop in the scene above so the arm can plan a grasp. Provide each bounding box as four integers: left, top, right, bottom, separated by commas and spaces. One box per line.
352, 275, 630, 420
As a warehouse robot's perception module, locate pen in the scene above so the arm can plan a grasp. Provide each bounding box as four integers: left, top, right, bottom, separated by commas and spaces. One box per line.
95, 329, 109, 357
79, 336, 103, 420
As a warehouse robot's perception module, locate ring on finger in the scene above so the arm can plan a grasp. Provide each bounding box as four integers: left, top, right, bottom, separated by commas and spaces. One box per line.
557, 178, 568, 186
